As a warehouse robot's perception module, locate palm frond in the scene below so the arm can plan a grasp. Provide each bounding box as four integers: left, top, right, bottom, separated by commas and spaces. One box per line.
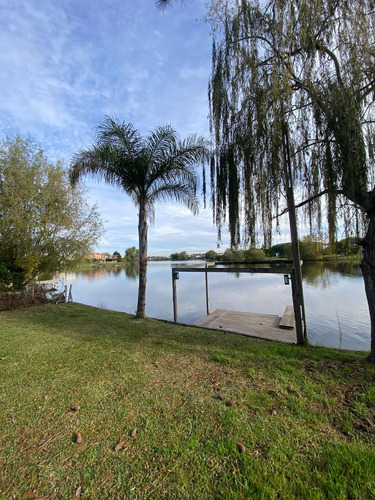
96, 116, 143, 155
156, 0, 177, 10
69, 145, 123, 188
145, 132, 209, 192
70, 144, 143, 205
156, 0, 191, 10
147, 181, 199, 216
146, 124, 177, 163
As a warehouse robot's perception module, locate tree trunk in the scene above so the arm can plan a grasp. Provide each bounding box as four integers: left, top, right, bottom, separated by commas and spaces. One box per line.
136, 203, 148, 318
361, 200, 375, 362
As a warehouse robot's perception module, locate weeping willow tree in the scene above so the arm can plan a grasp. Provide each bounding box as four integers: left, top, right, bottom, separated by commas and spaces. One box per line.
208, 0, 375, 359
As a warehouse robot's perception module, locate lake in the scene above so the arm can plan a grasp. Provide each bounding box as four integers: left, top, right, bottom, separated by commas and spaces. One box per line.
56, 260, 370, 352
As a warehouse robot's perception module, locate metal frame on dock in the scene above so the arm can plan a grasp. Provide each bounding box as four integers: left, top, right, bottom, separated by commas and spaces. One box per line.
171, 260, 307, 345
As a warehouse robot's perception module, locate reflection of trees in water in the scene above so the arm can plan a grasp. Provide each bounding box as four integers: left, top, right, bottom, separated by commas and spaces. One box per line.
79, 267, 108, 281
331, 261, 362, 277
302, 261, 362, 288
124, 263, 139, 280
110, 266, 122, 277
220, 262, 272, 280
77, 263, 140, 281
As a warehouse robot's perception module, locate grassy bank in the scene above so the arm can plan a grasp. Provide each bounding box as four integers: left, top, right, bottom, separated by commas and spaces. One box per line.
1, 304, 374, 499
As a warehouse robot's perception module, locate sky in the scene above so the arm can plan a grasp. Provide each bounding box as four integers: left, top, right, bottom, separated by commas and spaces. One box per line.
0, 0, 292, 256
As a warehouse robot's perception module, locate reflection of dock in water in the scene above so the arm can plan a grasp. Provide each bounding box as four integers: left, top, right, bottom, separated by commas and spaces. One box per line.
194, 307, 296, 344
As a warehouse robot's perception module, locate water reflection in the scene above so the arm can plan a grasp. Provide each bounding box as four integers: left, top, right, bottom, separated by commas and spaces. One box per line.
70, 263, 140, 281
303, 261, 362, 287
302, 262, 338, 288
124, 264, 139, 280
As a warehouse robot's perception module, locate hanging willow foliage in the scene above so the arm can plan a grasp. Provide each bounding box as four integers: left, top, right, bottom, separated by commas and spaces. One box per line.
208, 0, 375, 248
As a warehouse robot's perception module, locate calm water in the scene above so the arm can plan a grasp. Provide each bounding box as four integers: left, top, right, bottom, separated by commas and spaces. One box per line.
56, 260, 370, 352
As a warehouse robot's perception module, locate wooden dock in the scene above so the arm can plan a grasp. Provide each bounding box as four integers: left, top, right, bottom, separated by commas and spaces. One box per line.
193, 308, 296, 344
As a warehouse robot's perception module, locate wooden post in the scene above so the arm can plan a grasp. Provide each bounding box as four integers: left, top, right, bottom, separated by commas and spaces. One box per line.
205, 263, 210, 315
64, 285, 68, 304
68, 284, 73, 303
282, 122, 307, 345
172, 270, 178, 323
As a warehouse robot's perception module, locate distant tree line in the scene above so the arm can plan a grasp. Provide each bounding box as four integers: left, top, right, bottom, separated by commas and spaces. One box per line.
269, 237, 361, 261
205, 248, 266, 262
96, 236, 361, 265
170, 251, 190, 261
204, 237, 360, 262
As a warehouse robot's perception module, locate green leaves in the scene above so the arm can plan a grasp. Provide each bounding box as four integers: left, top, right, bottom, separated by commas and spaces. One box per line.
0, 136, 103, 289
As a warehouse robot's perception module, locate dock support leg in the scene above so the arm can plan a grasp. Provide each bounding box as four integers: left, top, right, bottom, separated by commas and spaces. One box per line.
205, 264, 210, 316
172, 270, 178, 323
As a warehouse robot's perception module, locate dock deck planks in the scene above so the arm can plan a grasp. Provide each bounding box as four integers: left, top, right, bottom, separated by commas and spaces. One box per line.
194, 309, 296, 344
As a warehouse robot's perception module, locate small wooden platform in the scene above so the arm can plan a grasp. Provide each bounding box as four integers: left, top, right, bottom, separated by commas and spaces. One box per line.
279, 305, 295, 329
194, 309, 296, 344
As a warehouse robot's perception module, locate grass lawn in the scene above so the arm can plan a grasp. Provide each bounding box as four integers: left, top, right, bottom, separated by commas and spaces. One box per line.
1, 304, 374, 499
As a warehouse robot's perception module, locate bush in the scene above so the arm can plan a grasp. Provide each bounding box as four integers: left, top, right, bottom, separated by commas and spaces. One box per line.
243, 248, 266, 261
0, 286, 50, 311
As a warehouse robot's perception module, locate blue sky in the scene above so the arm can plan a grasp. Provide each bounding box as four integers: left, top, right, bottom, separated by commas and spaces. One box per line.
0, 0, 293, 256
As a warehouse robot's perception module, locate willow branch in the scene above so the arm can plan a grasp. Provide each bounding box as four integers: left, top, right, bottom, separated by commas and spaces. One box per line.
231, 35, 303, 61
360, 79, 375, 98
291, 138, 336, 158
274, 189, 345, 218
314, 42, 343, 85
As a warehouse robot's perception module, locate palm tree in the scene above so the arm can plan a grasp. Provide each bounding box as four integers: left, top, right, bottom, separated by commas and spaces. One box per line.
70, 116, 209, 318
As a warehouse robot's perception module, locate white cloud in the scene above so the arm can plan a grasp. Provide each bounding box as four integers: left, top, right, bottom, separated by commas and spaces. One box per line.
0, 0, 292, 256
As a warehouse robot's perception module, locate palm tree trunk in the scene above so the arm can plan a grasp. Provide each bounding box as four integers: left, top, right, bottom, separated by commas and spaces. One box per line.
136, 202, 148, 318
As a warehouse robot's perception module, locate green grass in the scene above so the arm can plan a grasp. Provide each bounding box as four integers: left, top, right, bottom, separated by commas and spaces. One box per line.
1, 304, 374, 499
